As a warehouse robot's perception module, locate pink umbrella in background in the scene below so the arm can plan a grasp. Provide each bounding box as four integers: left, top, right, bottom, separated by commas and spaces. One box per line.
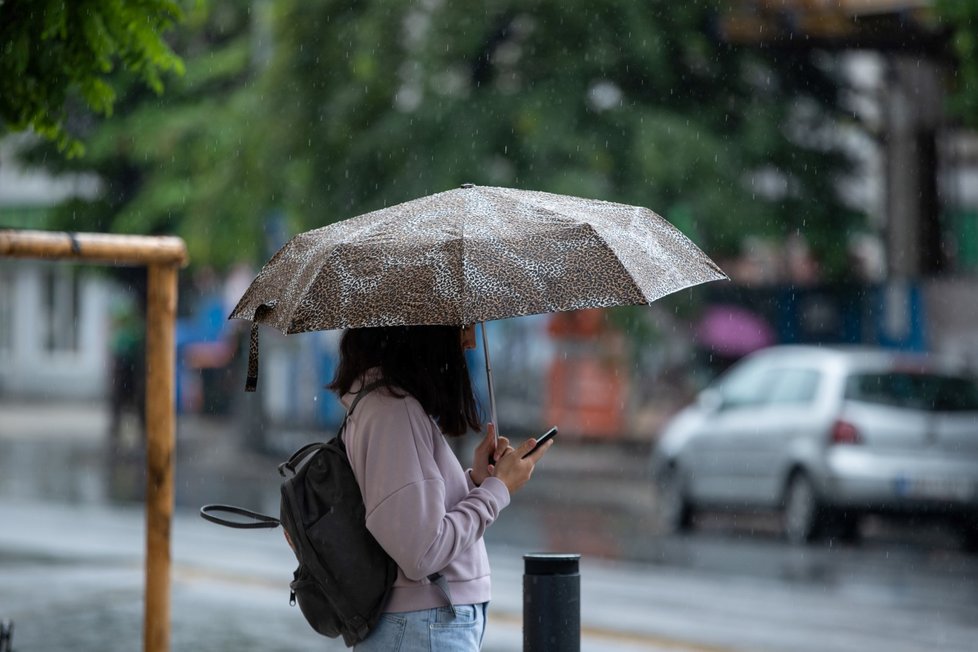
695, 304, 776, 357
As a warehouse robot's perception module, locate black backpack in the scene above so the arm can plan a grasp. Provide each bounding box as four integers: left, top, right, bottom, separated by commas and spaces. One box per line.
201, 383, 453, 647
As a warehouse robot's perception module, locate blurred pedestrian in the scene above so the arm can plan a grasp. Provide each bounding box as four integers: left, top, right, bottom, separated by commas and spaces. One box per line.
328, 324, 552, 651
107, 293, 145, 450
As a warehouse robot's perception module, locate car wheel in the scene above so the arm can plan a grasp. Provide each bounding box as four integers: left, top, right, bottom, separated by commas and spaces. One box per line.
783, 472, 823, 544
657, 467, 695, 534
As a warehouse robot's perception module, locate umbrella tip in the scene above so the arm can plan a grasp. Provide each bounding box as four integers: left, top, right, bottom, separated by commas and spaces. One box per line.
460, 183, 475, 189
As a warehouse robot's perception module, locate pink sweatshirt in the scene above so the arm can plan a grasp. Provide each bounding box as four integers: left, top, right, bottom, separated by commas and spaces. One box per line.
342, 382, 511, 612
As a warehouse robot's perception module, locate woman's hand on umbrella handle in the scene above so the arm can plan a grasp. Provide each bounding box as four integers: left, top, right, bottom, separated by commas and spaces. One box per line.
493, 435, 552, 495
471, 423, 509, 486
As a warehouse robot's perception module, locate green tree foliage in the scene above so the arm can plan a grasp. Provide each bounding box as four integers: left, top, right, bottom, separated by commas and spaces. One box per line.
26, 0, 866, 274
936, 0, 978, 128
260, 0, 861, 272
0, 0, 186, 156
21, 1, 270, 269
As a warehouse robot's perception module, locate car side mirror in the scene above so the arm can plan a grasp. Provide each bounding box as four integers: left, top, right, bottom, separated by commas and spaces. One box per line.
696, 389, 724, 414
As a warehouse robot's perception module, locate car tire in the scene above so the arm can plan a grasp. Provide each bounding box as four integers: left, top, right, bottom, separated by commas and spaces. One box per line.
657, 466, 695, 534
783, 472, 823, 544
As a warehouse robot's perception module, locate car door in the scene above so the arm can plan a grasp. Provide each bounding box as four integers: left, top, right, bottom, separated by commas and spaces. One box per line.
685, 359, 778, 506
729, 366, 823, 507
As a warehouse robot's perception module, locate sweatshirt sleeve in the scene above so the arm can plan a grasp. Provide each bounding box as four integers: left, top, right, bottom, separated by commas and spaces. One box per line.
348, 395, 510, 581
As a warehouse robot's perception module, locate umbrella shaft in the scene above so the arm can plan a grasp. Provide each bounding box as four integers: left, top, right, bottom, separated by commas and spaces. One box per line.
481, 322, 498, 444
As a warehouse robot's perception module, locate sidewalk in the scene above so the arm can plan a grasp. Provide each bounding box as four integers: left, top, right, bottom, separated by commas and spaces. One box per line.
0, 399, 681, 651
1, 499, 687, 652
0, 397, 654, 510
0, 398, 661, 559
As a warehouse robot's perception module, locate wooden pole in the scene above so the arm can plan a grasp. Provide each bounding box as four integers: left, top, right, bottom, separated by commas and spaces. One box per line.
144, 262, 179, 652
0, 229, 187, 266
0, 229, 187, 652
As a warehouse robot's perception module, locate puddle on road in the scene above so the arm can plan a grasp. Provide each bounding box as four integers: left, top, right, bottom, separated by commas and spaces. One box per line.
1, 423, 661, 567
0, 434, 280, 518
0, 439, 122, 504
4, 415, 971, 578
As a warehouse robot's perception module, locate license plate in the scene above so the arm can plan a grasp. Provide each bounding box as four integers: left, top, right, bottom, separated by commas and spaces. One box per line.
894, 476, 974, 501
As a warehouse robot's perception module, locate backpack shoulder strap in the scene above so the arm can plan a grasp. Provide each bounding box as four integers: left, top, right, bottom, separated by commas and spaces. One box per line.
347, 379, 385, 416
279, 380, 386, 476
277, 442, 327, 477
336, 379, 385, 447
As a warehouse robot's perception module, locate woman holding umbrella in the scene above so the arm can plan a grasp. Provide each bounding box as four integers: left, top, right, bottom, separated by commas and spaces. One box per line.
330, 323, 552, 651
232, 183, 725, 648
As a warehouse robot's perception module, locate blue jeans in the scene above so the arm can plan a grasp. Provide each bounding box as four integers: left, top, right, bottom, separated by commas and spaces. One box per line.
354, 603, 488, 651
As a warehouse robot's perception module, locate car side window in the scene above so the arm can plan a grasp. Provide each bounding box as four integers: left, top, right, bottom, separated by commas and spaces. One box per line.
766, 368, 820, 406
717, 362, 776, 409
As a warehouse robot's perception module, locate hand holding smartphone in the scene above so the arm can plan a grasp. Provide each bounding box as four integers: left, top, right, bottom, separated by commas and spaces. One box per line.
522, 426, 558, 459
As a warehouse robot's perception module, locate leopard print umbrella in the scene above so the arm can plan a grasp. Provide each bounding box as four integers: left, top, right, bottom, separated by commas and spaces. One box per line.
232, 184, 727, 391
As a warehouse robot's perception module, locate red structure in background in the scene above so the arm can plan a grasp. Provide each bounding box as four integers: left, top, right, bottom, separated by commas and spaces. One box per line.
545, 309, 627, 439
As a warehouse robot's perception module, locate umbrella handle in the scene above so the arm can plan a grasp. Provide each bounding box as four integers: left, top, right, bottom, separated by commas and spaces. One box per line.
480, 321, 498, 447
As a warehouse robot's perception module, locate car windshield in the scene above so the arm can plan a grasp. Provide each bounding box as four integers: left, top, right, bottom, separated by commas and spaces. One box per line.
845, 371, 978, 412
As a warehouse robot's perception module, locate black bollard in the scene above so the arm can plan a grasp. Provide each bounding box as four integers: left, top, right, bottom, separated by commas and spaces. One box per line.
0, 620, 12, 652
523, 553, 580, 652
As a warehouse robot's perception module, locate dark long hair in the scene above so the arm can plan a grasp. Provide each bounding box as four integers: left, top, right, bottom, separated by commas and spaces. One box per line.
328, 325, 481, 437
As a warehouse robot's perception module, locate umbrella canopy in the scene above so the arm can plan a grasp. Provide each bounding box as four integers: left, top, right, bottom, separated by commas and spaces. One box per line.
233, 184, 726, 332
233, 184, 727, 408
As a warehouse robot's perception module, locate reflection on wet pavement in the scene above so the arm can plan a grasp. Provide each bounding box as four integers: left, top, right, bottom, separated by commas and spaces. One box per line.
0, 401, 660, 563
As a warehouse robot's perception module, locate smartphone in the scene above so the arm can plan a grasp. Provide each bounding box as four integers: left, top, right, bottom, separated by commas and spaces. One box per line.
522, 426, 558, 459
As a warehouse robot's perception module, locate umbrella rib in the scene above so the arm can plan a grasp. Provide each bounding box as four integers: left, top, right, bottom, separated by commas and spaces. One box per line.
458, 209, 467, 324
281, 235, 344, 334
582, 220, 728, 307
580, 222, 718, 308
578, 223, 651, 305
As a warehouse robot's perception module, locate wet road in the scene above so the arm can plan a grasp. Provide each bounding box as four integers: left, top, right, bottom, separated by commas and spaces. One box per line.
2, 400, 978, 651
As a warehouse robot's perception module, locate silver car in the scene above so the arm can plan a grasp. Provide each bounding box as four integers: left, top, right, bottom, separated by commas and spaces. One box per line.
651, 345, 978, 547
